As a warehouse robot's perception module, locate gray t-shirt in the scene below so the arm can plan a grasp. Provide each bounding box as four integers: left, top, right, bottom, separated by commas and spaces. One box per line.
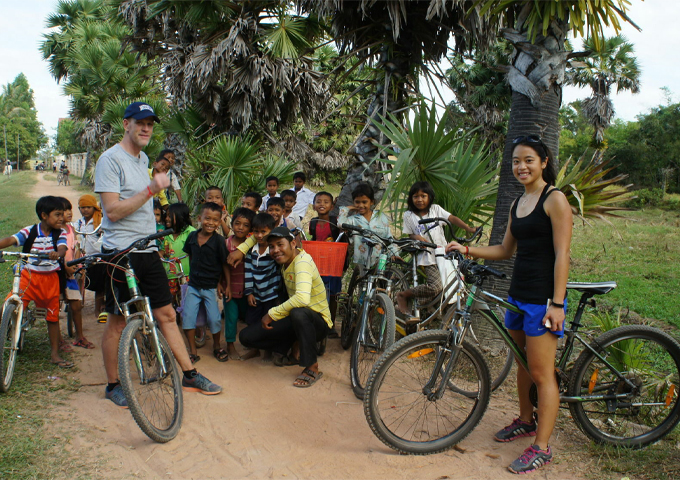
94, 144, 155, 251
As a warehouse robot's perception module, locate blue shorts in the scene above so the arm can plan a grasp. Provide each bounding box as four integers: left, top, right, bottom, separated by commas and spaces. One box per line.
182, 285, 222, 334
504, 296, 566, 338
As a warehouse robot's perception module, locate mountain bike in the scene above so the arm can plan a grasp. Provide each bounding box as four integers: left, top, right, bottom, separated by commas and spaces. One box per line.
340, 224, 422, 399
363, 252, 680, 454
69, 229, 183, 443
396, 218, 513, 392
0, 251, 52, 392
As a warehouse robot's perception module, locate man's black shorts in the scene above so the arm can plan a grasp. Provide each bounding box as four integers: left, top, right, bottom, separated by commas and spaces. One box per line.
104, 251, 172, 315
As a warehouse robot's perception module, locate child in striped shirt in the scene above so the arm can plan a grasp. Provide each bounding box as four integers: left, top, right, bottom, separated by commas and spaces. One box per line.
241, 213, 280, 360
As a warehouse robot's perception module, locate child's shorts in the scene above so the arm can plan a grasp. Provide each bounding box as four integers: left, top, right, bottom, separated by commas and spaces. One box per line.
321, 276, 342, 298
63, 278, 82, 301
10, 270, 60, 323
182, 285, 221, 334
504, 296, 566, 338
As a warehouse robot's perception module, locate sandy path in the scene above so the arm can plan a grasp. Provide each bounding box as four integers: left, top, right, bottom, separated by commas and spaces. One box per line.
32, 173, 586, 480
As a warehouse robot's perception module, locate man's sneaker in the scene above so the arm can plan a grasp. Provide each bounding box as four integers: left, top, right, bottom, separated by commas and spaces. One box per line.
105, 384, 128, 408
508, 444, 553, 474
494, 417, 537, 442
182, 373, 222, 395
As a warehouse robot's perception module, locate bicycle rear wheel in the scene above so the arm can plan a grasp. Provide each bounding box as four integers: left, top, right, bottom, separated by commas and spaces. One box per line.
118, 316, 183, 443
363, 330, 490, 454
0, 304, 20, 393
568, 325, 680, 448
350, 292, 395, 399
66, 304, 75, 338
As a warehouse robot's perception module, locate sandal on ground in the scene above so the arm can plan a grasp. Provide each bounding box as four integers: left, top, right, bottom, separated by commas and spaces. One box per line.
213, 348, 229, 362
59, 340, 73, 352
98, 312, 108, 323
189, 353, 201, 364
73, 338, 95, 349
272, 352, 296, 367
327, 329, 339, 339
51, 360, 75, 369
293, 369, 323, 388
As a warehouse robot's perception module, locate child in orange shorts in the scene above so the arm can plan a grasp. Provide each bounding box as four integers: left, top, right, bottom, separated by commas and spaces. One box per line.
0, 196, 72, 368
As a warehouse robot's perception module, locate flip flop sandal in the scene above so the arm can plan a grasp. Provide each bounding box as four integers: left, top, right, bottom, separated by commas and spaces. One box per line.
214, 348, 230, 362
189, 354, 201, 364
98, 312, 108, 323
294, 369, 323, 388
73, 338, 96, 349
59, 340, 73, 353
51, 360, 75, 369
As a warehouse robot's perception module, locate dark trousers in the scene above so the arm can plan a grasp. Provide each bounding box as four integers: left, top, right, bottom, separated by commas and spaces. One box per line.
244, 298, 279, 326
239, 307, 329, 367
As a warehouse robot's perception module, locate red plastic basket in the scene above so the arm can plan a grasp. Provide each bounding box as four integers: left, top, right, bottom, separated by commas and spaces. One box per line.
302, 241, 348, 277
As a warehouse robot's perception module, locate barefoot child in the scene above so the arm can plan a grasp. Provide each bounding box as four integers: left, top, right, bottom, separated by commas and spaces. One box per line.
0, 196, 72, 368
205, 186, 230, 237
76, 194, 106, 323
241, 213, 280, 360
396, 181, 476, 315
182, 202, 230, 363
59, 198, 94, 349
224, 207, 256, 358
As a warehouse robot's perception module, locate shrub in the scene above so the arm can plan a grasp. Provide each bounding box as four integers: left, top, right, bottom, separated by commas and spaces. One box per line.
624, 188, 664, 208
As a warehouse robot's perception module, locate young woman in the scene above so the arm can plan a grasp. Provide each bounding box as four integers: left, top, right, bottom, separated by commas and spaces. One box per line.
447, 135, 573, 475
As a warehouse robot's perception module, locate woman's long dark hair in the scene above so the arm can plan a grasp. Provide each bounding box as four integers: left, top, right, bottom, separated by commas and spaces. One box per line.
167, 203, 192, 234
512, 137, 557, 186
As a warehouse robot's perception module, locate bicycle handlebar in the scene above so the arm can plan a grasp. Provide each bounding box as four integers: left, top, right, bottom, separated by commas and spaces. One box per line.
0, 251, 53, 263
72, 223, 102, 236
66, 228, 174, 267
418, 217, 483, 244
449, 251, 506, 280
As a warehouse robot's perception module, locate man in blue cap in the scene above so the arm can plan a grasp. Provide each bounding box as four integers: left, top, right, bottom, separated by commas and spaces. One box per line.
95, 102, 222, 408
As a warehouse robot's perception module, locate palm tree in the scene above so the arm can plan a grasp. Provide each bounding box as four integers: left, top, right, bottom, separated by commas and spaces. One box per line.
567, 34, 641, 146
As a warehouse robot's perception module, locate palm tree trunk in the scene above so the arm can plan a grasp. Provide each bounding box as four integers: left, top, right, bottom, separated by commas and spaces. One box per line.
335, 44, 411, 208
80, 149, 91, 186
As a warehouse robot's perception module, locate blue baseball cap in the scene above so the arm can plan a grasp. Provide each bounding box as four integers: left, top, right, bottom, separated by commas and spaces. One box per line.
123, 102, 160, 122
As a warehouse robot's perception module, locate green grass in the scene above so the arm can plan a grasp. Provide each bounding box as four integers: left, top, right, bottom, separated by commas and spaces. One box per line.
0, 172, 93, 479
570, 208, 680, 328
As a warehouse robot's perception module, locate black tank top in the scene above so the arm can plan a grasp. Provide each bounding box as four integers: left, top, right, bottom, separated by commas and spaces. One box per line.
508, 184, 560, 304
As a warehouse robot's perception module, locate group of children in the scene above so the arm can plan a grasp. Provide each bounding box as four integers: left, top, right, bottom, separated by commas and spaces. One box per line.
0, 170, 472, 376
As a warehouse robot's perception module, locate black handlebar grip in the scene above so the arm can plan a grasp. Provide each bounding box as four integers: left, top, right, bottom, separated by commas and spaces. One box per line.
485, 266, 507, 279
147, 228, 174, 242
66, 258, 80, 267
341, 223, 361, 232
421, 241, 438, 249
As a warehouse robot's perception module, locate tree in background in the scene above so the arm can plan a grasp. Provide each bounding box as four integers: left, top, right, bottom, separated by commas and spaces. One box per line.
567, 34, 641, 146
0, 74, 47, 166
54, 118, 82, 156
559, 101, 595, 162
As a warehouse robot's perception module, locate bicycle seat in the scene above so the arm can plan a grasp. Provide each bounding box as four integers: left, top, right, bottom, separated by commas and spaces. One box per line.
566, 281, 617, 295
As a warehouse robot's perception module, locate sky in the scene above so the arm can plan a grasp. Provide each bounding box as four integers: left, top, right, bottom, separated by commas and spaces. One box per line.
1, 1, 679, 142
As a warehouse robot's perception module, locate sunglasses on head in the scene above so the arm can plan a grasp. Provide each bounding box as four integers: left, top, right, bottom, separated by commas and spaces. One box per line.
513, 135, 543, 144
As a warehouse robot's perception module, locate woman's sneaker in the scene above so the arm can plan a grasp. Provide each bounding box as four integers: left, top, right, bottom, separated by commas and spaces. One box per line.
182, 372, 222, 395
494, 417, 537, 442
508, 445, 553, 474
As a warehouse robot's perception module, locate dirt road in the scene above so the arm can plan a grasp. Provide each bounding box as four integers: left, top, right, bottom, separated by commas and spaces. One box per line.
34, 173, 586, 480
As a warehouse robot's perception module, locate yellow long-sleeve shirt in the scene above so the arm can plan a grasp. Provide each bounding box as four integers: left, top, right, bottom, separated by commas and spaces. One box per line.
268, 250, 332, 328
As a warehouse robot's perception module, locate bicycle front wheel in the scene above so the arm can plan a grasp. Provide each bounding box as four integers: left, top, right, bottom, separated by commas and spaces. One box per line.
568, 325, 680, 448
118, 316, 183, 443
350, 292, 395, 399
0, 304, 20, 392
364, 330, 491, 455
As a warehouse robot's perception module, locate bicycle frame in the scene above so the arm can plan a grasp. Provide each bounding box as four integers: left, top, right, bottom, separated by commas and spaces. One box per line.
112, 256, 170, 383
355, 254, 394, 348
453, 282, 642, 405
